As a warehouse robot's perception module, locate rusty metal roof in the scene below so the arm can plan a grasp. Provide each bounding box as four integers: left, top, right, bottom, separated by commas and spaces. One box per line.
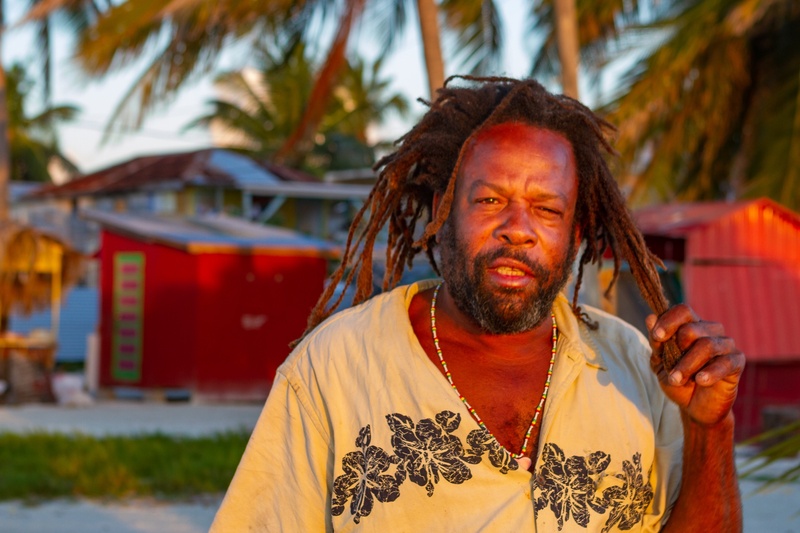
634, 198, 800, 362
636, 200, 752, 236
22, 149, 319, 200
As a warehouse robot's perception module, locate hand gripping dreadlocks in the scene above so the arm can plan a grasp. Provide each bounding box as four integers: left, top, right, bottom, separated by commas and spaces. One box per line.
304, 75, 680, 368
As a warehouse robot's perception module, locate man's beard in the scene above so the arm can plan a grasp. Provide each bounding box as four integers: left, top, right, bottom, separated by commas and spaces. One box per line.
438, 222, 577, 335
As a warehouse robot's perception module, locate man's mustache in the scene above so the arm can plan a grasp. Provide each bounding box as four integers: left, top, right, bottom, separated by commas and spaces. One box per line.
473, 247, 550, 279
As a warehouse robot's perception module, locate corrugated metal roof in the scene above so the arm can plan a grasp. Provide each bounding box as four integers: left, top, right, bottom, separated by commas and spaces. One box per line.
9, 287, 98, 363
634, 198, 800, 362
21, 149, 322, 200
635, 198, 800, 238
81, 209, 338, 257
242, 181, 373, 200
635, 200, 750, 236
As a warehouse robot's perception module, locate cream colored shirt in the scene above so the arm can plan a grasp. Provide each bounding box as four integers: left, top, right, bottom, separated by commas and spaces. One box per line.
211, 280, 683, 532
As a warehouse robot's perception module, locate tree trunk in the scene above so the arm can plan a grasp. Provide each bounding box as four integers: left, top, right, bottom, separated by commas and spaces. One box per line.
40, 15, 52, 105
0, 4, 10, 223
553, 0, 579, 99
416, 0, 445, 99
553, 0, 602, 308
275, 0, 365, 166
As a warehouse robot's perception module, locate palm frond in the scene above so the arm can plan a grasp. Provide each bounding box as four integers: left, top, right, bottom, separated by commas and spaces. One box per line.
441, 0, 503, 75
28, 105, 81, 128
529, 0, 654, 79
741, 15, 800, 210
4, 63, 80, 183
10, 135, 52, 183
604, 0, 800, 208
97, 20, 226, 139
739, 421, 800, 489
365, 0, 410, 58
276, 0, 367, 164
75, 0, 295, 135
20, 0, 95, 23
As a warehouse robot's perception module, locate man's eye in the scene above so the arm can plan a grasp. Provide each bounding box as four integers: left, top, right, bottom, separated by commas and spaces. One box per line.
538, 206, 561, 216
477, 198, 499, 204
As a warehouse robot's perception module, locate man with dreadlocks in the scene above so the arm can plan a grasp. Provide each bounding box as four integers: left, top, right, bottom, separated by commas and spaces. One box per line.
212, 77, 744, 532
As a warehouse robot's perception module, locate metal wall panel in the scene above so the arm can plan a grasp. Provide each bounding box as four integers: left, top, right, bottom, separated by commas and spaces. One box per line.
684, 201, 800, 361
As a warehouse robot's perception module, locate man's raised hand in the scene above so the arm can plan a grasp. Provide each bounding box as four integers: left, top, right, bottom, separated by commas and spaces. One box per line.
646, 304, 745, 426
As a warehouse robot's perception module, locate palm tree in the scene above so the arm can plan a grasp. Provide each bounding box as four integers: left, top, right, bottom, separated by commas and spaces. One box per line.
506, 0, 799, 211
6, 64, 79, 182
26, 0, 468, 166
190, 41, 407, 174
324, 56, 410, 144
0, 0, 100, 220
551, 0, 579, 99
603, 0, 800, 211
24, 0, 108, 104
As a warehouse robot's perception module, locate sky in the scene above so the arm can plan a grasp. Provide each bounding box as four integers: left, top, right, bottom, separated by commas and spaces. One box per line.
3, 0, 598, 175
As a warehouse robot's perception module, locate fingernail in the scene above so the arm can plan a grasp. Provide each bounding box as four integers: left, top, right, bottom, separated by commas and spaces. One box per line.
654, 328, 666, 341
669, 371, 682, 386
697, 372, 707, 384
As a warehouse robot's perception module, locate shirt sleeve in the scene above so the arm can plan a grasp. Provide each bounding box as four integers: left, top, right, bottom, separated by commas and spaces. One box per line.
209, 370, 333, 532
643, 387, 684, 531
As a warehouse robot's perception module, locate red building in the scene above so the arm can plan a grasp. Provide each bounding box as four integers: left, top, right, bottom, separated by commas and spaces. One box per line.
85, 210, 336, 400
635, 198, 800, 440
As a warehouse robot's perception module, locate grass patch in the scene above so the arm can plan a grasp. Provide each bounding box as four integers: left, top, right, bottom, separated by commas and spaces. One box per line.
0, 431, 250, 501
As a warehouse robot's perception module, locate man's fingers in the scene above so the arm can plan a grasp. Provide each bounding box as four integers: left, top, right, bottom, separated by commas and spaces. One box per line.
673, 321, 726, 352
695, 351, 745, 387
649, 304, 700, 343
645, 314, 658, 334
668, 337, 742, 386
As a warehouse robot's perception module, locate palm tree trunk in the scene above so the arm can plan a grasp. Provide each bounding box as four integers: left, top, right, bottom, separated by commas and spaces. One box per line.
553, 0, 602, 308
416, 0, 445, 98
0, 3, 10, 222
275, 0, 366, 166
553, 0, 579, 99
39, 15, 52, 105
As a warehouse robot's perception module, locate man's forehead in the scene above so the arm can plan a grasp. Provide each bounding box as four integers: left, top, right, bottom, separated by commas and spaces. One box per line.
469, 122, 568, 147
457, 122, 576, 175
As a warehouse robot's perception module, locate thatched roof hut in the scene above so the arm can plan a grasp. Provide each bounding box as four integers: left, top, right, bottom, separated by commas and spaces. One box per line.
0, 222, 85, 334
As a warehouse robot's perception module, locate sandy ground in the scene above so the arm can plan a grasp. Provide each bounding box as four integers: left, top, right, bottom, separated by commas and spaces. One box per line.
0, 401, 263, 437
0, 401, 797, 532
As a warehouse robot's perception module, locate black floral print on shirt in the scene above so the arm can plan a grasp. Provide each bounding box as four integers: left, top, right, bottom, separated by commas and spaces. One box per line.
331, 410, 513, 523
331, 414, 653, 529
387, 410, 481, 496
596, 453, 654, 532
534, 442, 655, 531
535, 442, 612, 530
465, 428, 519, 474
330, 425, 403, 524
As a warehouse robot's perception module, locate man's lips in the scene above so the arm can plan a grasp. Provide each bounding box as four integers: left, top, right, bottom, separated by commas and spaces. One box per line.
488, 258, 535, 277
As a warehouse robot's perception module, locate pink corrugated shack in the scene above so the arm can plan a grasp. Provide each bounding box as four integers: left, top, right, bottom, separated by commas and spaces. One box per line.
635, 198, 800, 440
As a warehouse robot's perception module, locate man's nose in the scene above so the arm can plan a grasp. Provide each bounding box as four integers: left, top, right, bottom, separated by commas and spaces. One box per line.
495, 204, 537, 246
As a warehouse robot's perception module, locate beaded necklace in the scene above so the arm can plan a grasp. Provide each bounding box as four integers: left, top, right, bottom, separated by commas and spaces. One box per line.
430, 282, 557, 459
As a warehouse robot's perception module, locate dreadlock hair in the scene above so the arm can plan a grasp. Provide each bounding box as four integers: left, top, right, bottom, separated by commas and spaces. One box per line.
302, 75, 679, 367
